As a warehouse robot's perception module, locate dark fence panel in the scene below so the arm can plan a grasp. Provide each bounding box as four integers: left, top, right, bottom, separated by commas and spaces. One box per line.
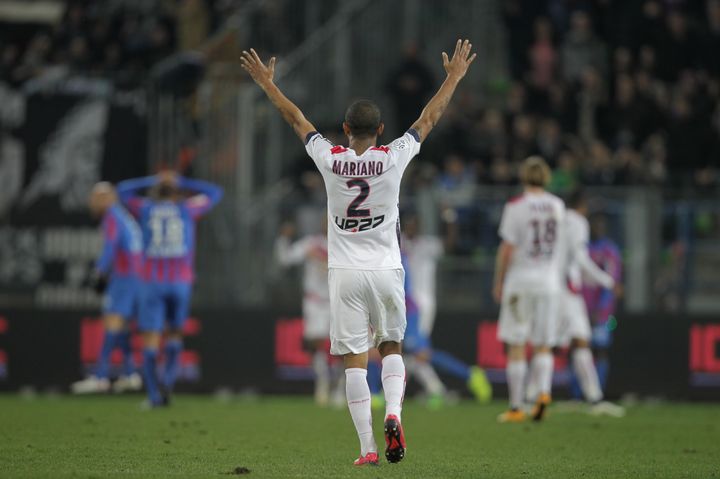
1, 308, 718, 400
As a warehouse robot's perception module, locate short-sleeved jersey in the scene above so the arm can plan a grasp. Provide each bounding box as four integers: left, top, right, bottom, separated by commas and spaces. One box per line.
499, 191, 566, 293
96, 204, 143, 279
402, 234, 442, 301
583, 238, 622, 322
119, 176, 223, 284
564, 209, 614, 292
305, 130, 421, 270
565, 209, 590, 292
275, 234, 329, 301
134, 200, 199, 283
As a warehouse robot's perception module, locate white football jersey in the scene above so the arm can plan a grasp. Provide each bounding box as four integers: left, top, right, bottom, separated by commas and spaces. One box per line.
564, 209, 614, 291
499, 191, 566, 293
402, 234, 442, 302
305, 130, 421, 270
275, 235, 329, 301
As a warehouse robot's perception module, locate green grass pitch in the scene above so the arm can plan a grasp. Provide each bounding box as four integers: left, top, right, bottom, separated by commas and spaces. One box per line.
1, 395, 719, 478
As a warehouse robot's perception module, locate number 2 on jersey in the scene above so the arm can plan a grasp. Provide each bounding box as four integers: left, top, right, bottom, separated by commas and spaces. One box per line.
346, 179, 370, 217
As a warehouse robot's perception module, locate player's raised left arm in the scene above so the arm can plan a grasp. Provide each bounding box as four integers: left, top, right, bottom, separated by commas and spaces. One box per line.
241, 48, 316, 142
410, 39, 476, 142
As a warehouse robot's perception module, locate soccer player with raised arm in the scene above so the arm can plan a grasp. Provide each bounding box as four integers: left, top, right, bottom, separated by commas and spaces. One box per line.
242, 40, 476, 465
72, 183, 143, 394
493, 157, 566, 423
117, 172, 222, 408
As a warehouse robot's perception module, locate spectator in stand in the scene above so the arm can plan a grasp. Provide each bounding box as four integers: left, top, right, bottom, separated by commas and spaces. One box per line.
436, 155, 476, 209
526, 17, 558, 114
509, 114, 538, 163
656, 10, 697, 82
385, 44, 436, 134
561, 11, 608, 83
699, 0, 720, 75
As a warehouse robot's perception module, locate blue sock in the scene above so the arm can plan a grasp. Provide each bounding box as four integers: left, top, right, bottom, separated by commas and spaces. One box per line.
431, 350, 470, 381
595, 357, 610, 393
119, 331, 135, 376
367, 360, 382, 395
142, 348, 162, 405
163, 339, 183, 391
95, 330, 120, 379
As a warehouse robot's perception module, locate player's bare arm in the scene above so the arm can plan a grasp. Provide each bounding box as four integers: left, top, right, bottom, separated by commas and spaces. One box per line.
411, 39, 476, 142
240, 48, 316, 141
493, 241, 514, 303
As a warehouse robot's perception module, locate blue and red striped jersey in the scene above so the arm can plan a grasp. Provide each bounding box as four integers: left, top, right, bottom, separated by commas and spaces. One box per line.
96, 204, 143, 278
117, 176, 223, 284
583, 238, 622, 323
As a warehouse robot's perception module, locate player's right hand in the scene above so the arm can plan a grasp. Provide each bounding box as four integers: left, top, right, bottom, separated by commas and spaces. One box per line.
241, 48, 276, 88
442, 39, 476, 81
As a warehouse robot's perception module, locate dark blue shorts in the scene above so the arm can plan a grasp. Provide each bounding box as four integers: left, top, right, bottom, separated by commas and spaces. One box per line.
103, 277, 140, 318
138, 282, 193, 332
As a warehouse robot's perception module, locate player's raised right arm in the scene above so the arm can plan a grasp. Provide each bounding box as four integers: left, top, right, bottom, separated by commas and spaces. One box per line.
410, 39, 476, 143
241, 48, 316, 142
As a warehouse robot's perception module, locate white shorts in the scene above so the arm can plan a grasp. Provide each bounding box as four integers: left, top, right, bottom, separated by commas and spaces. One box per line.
498, 290, 559, 347
328, 268, 406, 355
556, 289, 591, 346
415, 294, 437, 336
302, 298, 331, 340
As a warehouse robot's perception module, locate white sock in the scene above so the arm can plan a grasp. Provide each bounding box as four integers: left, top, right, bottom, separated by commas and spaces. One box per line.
525, 357, 539, 403
533, 352, 554, 396
407, 357, 446, 396
312, 351, 330, 391
573, 348, 603, 403
381, 354, 406, 421
507, 360, 527, 410
345, 368, 376, 456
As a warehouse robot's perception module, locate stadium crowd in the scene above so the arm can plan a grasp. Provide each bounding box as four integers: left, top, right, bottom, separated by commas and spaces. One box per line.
0, 0, 322, 88
393, 0, 720, 194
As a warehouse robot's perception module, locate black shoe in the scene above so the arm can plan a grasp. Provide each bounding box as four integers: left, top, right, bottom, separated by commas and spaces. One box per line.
384, 415, 406, 464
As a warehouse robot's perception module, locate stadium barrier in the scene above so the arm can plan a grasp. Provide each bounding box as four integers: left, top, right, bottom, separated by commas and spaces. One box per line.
0, 307, 718, 400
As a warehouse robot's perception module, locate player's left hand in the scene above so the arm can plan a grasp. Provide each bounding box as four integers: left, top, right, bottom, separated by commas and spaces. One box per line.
241, 48, 276, 88
442, 39, 477, 81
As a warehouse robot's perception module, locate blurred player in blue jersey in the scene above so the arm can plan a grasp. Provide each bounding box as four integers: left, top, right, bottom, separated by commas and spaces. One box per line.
72, 182, 143, 394
118, 171, 222, 407
582, 213, 623, 396
368, 253, 491, 408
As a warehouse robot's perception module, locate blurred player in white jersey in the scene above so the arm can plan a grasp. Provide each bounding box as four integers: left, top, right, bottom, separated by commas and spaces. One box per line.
242, 40, 476, 465
401, 214, 443, 337
556, 191, 625, 417
493, 157, 566, 423
275, 218, 344, 407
